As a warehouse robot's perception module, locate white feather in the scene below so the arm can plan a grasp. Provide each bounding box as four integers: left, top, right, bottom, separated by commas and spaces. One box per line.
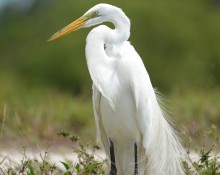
76, 3, 196, 175
90, 38, 188, 174
49, 3, 198, 174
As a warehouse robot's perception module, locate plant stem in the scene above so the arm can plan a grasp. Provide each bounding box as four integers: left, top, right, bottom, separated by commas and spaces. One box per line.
0, 104, 7, 140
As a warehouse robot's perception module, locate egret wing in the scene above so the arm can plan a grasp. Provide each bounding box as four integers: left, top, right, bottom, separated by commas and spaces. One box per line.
119, 42, 155, 147
92, 84, 109, 154
121, 43, 187, 174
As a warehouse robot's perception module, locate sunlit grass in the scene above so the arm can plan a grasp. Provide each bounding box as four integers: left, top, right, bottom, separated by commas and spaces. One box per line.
0, 72, 95, 146
0, 73, 219, 174
169, 89, 220, 148
0, 73, 220, 148
0, 0, 220, 173
0, 131, 219, 175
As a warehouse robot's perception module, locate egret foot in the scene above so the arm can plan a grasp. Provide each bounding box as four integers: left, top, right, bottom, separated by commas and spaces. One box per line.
109, 139, 117, 175
134, 143, 138, 175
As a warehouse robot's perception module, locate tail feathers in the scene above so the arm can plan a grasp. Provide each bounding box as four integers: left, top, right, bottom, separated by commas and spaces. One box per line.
146, 97, 186, 175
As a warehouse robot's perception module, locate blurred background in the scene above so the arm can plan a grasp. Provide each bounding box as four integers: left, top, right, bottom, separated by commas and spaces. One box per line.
0, 0, 219, 149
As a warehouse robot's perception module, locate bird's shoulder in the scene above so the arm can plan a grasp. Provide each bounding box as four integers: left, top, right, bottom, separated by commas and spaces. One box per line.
118, 42, 154, 108
114, 41, 149, 80
105, 41, 134, 59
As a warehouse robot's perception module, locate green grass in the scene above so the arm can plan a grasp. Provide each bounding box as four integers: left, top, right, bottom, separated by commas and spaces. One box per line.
169, 89, 220, 148
0, 0, 219, 173
0, 73, 220, 147
0, 0, 220, 148
1, 0, 220, 93
0, 74, 219, 174
0, 73, 95, 146
0, 131, 219, 175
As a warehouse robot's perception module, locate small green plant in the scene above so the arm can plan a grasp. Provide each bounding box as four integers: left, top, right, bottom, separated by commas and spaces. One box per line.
1, 130, 219, 175
194, 146, 220, 175
0, 131, 106, 175
0, 145, 58, 175
183, 146, 220, 175
183, 124, 220, 175
57, 130, 106, 175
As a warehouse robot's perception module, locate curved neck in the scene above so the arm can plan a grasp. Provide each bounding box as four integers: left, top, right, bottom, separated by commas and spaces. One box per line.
109, 12, 130, 44
86, 8, 130, 44
85, 10, 131, 106
85, 9, 130, 60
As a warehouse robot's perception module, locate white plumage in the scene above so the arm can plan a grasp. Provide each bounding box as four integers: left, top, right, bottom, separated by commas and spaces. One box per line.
49, 3, 192, 175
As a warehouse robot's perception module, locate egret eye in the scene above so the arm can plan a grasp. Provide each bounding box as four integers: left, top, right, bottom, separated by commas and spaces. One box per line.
89, 11, 99, 18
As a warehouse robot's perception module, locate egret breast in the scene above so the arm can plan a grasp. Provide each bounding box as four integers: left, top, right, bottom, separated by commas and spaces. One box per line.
99, 88, 146, 175
100, 88, 140, 143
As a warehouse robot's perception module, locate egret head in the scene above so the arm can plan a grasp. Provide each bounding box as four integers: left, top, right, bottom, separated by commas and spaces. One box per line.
48, 4, 123, 41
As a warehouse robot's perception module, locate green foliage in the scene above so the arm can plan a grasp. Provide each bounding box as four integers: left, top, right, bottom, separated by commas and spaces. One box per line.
0, 0, 220, 93
182, 126, 220, 175
0, 74, 219, 146
169, 89, 220, 148
0, 1, 220, 174
57, 130, 106, 174
0, 132, 106, 175
0, 0, 220, 146
0, 145, 58, 175
184, 146, 220, 175
0, 0, 219, 147
0, 132, 220, 175
0, 74, 95, 145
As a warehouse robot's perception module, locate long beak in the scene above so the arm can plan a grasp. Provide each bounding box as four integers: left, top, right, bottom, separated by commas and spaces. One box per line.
48, 16, 89, 41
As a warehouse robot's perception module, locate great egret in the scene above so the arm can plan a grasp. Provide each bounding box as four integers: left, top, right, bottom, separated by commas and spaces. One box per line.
49, 4, 187, 175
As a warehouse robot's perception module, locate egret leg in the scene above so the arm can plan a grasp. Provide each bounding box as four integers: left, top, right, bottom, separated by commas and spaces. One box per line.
134, 142, 138, 175
109, 139, 117, 175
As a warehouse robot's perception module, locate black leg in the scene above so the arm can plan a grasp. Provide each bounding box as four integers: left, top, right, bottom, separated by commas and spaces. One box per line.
109, 139, 117, 175
134, 142, 138, 175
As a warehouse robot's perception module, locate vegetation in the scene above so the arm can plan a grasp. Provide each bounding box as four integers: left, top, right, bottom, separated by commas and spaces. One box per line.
0, 0, 219, 145
0, 131, 219, 175
0, 132, 107, 175
0, 0, 219, 174
0, 75, 219, 147
0, 0, 220, 93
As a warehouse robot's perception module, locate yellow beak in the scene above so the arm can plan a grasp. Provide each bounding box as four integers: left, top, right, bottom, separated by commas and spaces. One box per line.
48, 16, 89, 41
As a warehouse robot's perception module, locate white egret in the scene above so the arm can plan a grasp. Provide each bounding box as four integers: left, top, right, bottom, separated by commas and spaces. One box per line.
49, 4, 188, 175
